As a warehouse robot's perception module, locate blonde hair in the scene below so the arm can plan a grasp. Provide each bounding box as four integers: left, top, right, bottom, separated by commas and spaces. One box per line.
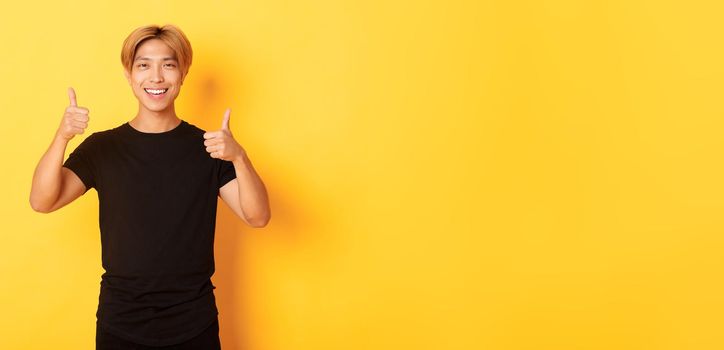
120, 24, 193, 79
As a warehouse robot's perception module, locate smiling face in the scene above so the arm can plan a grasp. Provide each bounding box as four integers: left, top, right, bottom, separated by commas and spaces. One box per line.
123, 38, 185, 114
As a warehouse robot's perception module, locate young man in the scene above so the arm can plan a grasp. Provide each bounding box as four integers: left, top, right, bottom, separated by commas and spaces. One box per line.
29, 24, 270, 349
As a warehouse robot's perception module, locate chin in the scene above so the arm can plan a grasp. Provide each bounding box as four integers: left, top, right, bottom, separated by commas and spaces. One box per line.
134, 96, 176, 111
145, 104, 172, 112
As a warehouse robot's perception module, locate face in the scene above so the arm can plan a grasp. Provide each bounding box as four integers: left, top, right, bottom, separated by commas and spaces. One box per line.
124, 38, 185, 113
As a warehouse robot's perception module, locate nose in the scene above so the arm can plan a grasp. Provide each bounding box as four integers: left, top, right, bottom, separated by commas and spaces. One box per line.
150, 66, 164, 83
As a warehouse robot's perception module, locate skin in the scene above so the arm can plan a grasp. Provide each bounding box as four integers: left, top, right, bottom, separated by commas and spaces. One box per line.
29, 38, 270, 228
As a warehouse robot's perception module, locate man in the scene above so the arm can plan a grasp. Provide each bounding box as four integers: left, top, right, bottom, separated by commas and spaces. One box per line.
29, 24, 271, 349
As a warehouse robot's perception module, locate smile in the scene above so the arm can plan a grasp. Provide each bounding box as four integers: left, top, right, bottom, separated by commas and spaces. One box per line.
144, 88, 168, 96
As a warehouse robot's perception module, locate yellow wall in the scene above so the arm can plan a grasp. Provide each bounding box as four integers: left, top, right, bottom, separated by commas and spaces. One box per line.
1, 0, 722, 349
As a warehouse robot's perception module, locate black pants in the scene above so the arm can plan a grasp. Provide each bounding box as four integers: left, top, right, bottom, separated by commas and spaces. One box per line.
96, 319, 221, 350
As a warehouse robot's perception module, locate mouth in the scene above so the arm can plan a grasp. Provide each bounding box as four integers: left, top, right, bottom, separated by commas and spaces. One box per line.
144, 88, 169, 97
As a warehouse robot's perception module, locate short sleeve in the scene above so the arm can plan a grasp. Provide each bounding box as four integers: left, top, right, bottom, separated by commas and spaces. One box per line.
63, 133, 99, 192
218, 159, 237, 189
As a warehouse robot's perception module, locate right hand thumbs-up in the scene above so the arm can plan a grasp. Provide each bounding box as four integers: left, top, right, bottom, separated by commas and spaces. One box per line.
57, 87, 90, 141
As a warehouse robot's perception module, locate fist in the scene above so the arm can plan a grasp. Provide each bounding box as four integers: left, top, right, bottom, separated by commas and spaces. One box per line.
203, 108, 245, 161
57, 87, 90, 141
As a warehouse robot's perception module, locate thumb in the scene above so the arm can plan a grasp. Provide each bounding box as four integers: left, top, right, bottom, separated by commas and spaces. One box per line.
221, 108, 231, 130
68, 87, 77, 107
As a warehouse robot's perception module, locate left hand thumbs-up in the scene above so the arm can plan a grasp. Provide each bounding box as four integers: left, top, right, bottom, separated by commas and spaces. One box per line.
203, 108, 245, 161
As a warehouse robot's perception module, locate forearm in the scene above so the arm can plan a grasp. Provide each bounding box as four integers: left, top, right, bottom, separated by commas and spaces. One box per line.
231, 151, 270, 226
30, 133, 69, 211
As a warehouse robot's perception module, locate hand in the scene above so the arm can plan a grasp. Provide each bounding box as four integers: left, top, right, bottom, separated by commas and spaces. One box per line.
56, 87, 90, 141
203, 108, 246, 161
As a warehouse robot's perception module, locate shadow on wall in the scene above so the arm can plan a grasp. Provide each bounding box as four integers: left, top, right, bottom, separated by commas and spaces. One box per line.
184, 43, 252, 350
186, 42, 327, 350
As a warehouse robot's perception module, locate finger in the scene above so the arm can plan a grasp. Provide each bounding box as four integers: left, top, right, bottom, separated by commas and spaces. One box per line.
73, 114, 90, 122
221, 108, 231, 130
71, 121, 88, 129
206, 145, 220, 153
68, 87, 77, 107
67, 106, 89, 114
203, 131, 222, 139
204, 138, 223, 146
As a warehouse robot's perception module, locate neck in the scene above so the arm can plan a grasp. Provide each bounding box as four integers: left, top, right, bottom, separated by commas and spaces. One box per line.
129, 103, 181, 133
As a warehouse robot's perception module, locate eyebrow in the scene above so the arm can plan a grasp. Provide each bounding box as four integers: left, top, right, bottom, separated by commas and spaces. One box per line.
134, 56, 178, 61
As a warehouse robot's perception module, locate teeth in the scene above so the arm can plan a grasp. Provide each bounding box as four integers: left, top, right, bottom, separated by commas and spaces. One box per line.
144, 88, 167, 95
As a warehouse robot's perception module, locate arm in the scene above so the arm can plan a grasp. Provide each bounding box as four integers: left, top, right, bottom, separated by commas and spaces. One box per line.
29, 87, 90, 213
29, 135, 87, 213
219, 151, 271, 228
206, 108, 270, 228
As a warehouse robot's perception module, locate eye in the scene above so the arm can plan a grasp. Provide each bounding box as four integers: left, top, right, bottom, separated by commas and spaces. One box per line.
164, 63, 176, 68
137, 63, 148, 68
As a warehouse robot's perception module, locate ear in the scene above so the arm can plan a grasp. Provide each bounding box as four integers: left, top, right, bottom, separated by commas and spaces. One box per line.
123, 68, 131, 85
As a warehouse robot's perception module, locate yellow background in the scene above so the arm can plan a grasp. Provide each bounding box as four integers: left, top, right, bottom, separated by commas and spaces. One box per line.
1, 0, 722, 349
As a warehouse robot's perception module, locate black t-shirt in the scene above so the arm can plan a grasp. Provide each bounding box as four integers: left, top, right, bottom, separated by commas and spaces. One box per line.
62, 120, 236, 346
